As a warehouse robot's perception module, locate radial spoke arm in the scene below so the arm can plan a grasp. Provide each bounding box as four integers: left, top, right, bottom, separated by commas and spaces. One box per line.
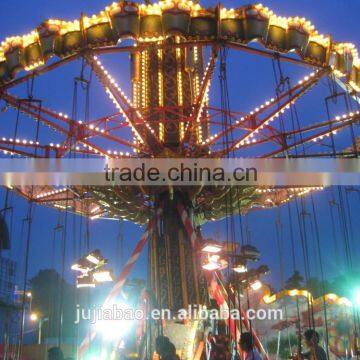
0, 53, 81, 92
210, 68, 330, 157
205, 110, 359, 158
85, 54, 162, 154
204, 69, 329, 149
1, 92, 142, 156
185, 49, 218, 152
262, 112, 360, 157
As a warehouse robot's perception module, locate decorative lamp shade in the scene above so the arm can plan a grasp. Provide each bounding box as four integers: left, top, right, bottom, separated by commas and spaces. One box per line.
84, 12, 116, 47
220, 8, 244, 41
286, 17, 313, 53
37, 21, 61, 60
350, 65, 360, 92
266, 16, 287, 52
3, 37, 25, 77
139, 14, 163, 39
332, 44, 355, 78
241, 4, 270, 43
0, 61, 9, 84
108, 3, 140, 39
0, 215, 10, 250
61, 31, 83, 56
304, 34, 331, 66
162, 7, 191, 36
22, 32, 44, 71
190, 7, 216, 39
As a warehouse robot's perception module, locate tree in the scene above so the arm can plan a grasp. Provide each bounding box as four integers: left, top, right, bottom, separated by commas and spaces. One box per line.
285, 271, 304, 290
305, 277, 331, 298
29, 269, 76, 340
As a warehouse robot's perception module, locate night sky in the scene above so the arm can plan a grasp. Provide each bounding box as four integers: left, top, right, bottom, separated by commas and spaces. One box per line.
0, 0, 359, 299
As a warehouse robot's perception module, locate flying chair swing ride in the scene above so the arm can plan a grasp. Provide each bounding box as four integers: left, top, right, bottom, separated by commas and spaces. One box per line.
0, 0, 359, 358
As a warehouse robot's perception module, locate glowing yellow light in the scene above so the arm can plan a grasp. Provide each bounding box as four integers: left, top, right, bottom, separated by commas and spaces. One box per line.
269, 15, 288, 30
139, 3, 162, 16
2, 36, 22, 53
220, 8, 238, 20
287, 16, 315, 33
253, 4, 273, 18
263, 293, 277, 304
83, 11, 110, 29
309, 34, 330, 48
58, 20, 80, 35
288, 289, 299, 296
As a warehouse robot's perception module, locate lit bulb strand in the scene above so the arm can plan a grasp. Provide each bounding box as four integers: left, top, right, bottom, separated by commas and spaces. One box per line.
87, 55, 162, 154
185, 52, 217, 154
202, 70, 323, 147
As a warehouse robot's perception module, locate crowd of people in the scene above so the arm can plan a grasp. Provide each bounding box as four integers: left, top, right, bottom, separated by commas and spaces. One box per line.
204, 330, 328, 360
46, 329, 328, 360
205, 331, 263, 360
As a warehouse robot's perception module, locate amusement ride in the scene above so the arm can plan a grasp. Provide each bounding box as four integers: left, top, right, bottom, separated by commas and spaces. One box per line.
0, 0, 359, 358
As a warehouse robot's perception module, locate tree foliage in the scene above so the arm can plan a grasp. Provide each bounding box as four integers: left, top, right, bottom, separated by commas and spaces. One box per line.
29, 269, 76, 340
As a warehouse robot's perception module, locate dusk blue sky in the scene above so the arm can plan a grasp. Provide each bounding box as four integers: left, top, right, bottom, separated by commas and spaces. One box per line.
0, 0, 359, 298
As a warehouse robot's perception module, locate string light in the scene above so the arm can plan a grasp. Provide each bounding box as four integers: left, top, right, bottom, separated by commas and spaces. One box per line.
90, 55, 160, 145
0, 0, 359, 96
35, 188, 68, 199
231, 71, 319, 150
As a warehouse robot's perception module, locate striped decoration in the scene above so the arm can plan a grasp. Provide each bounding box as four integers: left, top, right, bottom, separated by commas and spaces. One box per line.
177, 202, 197, 248
78, 208, 162, 358
176, 203, 268, 358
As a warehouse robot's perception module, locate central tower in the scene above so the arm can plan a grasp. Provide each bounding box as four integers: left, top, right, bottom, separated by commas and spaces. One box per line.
132, 37, 209, 150
131, 35, 209, 311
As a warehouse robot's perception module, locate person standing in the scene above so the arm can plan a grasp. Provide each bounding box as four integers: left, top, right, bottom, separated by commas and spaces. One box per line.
239, 333, 262, 360
302, 329, 327, 360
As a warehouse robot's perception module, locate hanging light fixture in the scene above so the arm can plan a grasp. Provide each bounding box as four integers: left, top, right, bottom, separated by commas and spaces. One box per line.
202, 255, 228, 271
250, 280, 263, 291
93, 269, 114, 283
240, 244, 261, 261
71, 249, 108, 274
77, 274, 96, 288
200, 239, 223, 253
233, 263, 248, 274
72, 249, 113, 288
71, 258, 92, 273
86, 249, 105, 266
202, 260, 221, 271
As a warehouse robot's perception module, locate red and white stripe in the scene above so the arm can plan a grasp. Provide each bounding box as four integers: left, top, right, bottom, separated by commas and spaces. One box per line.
177, 203, 269, 359
209, 275, 269, 360
177, 202, 197, 247
78, 209, 162, 358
